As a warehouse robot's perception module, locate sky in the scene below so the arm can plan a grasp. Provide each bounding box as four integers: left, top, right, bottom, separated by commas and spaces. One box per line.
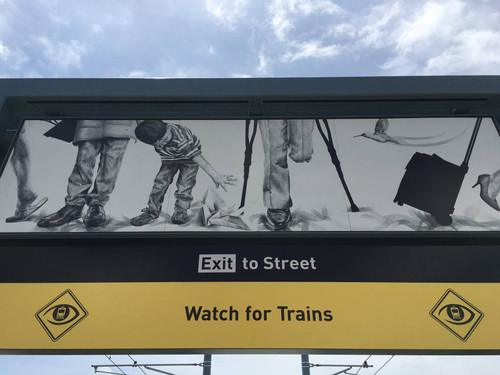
0, 0, 499, 78
1, 0, 500, 374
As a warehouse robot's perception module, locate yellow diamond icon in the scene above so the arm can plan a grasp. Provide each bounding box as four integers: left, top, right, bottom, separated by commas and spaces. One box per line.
430, 289, 483, 342
35, 290, 88, 342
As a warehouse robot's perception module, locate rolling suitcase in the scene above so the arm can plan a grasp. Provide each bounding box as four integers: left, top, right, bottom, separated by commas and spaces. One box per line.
393, 117, 482, 225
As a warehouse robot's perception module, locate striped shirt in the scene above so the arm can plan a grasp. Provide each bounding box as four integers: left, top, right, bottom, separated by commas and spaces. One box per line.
154, 123, 202, 162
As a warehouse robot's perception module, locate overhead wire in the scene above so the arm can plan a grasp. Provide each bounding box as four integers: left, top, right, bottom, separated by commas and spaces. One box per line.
128, 354, 148, 375
105, 355, 127, 375
356, 355, 371, 374
373, 355, 394, 375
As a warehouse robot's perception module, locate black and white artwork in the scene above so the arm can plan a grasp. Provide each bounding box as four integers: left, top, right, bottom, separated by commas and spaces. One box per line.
0, 117, 499, 232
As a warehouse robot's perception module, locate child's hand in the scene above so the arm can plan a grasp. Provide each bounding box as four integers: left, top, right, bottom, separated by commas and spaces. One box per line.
212, 174, 238, 192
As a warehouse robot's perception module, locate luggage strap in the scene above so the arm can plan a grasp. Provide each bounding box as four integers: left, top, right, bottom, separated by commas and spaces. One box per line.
463, 117, 482, 165
240, 119, 258, 208
315, 119, 359, 212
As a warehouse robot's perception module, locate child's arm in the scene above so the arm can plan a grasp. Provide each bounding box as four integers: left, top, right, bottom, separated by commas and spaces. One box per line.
192, 154, 237, 192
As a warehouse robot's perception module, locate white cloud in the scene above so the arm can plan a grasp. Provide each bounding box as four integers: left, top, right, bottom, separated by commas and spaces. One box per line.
208, 45, 216, 55
231, 73, 252, 78
37, 37, 87, 70
0, 40, 28, 70
376, 0, 500, 75
0, 42, 8, 60
282, 40, 340, 62
206, 0, 249, 29
257, 50, 270, 75
393, 0, 466, 53
121, 70, 149, 78
358, 1, 402, 48
423, 29, 500, 74
269, 0, 343, 41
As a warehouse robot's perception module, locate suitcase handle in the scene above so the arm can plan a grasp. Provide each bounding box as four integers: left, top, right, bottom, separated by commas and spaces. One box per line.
463, 117, 482, 165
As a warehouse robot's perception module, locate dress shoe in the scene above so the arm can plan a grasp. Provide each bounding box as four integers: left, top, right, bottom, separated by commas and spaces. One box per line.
264, 208, 291, 231
473, 171, 500, 211
6, 196, 48, 223
84, 204, 106, 227
37, 205, 82, 228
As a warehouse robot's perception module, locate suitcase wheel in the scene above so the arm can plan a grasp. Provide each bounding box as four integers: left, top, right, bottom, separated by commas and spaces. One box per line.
434, 213, 452, 226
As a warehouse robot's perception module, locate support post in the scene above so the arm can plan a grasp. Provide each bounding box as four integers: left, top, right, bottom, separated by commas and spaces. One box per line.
301, 355, 310, 375
202, 354, 211, 375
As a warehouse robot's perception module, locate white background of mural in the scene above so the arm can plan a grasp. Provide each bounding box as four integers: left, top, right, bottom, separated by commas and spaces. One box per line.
1, 117, 498, 232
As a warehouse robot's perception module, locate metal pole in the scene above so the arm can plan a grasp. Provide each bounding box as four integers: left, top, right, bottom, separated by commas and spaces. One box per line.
301, 355, 310, 375
202, 354, 211, 375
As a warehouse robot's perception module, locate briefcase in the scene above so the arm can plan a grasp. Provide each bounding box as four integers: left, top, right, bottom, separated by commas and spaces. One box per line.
393, 118, 482, 225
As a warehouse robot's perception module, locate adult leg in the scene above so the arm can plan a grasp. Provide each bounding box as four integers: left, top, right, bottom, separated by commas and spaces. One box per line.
6, 130, 47, 222
259, 119, 292, 209
85, 137, 129, 227
11, 130, 37, 208
38, 140, 100, 227
86, 137, 129, 207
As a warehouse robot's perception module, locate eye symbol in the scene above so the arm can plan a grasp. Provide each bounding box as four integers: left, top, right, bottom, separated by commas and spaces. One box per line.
438, 304, 475, 325
43, 304, 80, 325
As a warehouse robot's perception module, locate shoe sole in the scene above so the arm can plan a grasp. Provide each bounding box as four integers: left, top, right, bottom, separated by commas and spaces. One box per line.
84, 218, 106, 228
264, 214, 291, 231
37, 213, 82, 228
6, 197, 48, 223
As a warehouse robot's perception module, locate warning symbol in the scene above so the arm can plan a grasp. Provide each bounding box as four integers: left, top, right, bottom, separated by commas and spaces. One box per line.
35, 290, 88, 342
430, 289, 483, 342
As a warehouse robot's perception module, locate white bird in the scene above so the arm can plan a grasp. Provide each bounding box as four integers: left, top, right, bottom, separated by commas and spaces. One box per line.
354, 118, 467, 146
354, 118, 399, 143
473, 169, 500, 211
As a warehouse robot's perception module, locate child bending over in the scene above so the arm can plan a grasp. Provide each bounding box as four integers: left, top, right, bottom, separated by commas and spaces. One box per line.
130, 120, 236, 226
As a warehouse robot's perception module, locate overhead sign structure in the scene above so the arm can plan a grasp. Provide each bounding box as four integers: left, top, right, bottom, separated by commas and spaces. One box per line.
0, 77, 500, 354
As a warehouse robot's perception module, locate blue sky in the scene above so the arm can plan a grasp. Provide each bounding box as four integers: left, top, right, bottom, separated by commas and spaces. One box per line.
1, 0, 500, 374
0, 0, 499, 78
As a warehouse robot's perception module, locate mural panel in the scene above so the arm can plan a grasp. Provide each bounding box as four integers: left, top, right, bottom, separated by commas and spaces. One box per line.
0, 117, 498, 232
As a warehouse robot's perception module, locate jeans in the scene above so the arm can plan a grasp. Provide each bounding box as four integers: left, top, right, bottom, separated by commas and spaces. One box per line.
145, 161, 199, 217
66, 138, 129, 207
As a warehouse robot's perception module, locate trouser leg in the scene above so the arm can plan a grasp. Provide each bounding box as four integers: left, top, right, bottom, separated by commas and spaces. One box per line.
87, 137, 129, 206
66, 140, 101, 207
174, 162, 199, 211
287, 119, 314, 163
146, 162, 178, 217
259, 119, 292, 209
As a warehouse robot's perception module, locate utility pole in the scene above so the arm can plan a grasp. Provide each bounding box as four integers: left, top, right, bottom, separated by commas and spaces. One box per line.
202, 354, 211, 375
301, 355, 310, 375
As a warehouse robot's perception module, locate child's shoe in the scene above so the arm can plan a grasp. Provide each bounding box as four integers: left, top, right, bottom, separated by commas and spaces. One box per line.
130, 212, 156, 226
171, 208, 189, 224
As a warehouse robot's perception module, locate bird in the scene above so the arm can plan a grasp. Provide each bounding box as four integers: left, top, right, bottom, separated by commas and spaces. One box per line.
472, 169, 500, 211
354, 118, 400, 143
354, 118, 467, 146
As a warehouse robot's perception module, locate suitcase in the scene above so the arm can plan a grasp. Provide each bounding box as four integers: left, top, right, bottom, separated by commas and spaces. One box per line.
393, 118, 482, 225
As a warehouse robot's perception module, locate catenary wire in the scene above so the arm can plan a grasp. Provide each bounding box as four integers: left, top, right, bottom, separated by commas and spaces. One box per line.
373, 355, 394, 375
356, 355, 371, 374
105, 355, 127, 375
128, 355, 148, 375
